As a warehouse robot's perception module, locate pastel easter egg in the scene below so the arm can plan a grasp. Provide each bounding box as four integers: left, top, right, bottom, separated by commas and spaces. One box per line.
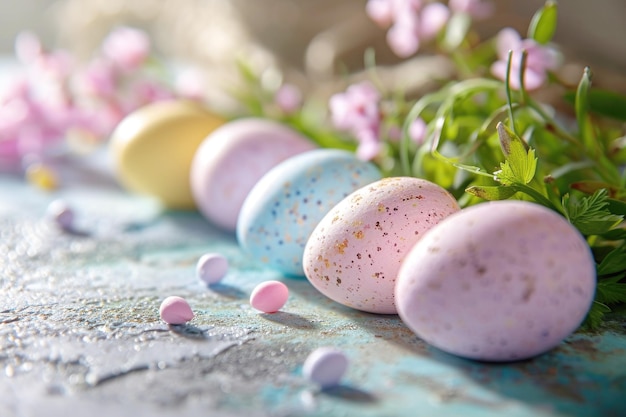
237, 149, 382, 277
303, 177, 460, 314
110, 100, 225, 209
109, 100, 225, 209
190, 118, 316, 231
395, 200, 596, 362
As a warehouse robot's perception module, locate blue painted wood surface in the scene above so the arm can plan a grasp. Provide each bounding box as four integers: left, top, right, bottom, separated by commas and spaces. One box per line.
0, 154, 625, 417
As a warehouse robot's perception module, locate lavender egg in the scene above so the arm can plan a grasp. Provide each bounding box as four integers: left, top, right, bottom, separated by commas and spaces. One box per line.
237, 149, 382, 277
190, 118, 316, 231
303, 177, 460, 313
395, 200, 596, 362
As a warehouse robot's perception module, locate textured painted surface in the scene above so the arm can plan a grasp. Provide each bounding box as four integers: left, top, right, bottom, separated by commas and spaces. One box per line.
1, 155, 625, 417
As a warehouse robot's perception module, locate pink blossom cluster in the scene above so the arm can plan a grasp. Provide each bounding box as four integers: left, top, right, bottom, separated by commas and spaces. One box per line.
329, 81, 383, 160
366, 0, 493, 57
0, 27, 202, 172
329, 81, 427, 161
490, 28, 560, 91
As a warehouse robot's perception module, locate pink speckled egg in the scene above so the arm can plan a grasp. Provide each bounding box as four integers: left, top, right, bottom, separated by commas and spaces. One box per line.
395, 200, 596, 362
190, 118, 316, 231
303, 177, 460, 314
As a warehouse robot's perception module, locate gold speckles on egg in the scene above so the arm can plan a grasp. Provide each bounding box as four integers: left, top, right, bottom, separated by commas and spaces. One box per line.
303, 177, 460, 314
335, 239, 349, 254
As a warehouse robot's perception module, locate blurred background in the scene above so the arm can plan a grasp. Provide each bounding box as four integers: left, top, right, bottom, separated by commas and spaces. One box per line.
0, 0, 625, 92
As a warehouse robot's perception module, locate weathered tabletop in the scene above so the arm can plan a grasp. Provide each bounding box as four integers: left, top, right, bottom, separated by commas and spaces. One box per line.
1, 152, 625, 417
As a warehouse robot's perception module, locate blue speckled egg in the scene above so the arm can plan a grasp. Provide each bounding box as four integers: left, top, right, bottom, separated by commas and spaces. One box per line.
237, 149, 382, 277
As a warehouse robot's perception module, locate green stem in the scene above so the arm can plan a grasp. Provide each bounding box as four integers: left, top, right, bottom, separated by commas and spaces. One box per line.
525, 96, 582, 147
512, 183, 562, 213
400, 91, 449, 176
504, 50, 517, 134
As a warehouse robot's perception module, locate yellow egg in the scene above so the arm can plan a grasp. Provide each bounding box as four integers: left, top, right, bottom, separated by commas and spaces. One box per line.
109, 100, 226, 209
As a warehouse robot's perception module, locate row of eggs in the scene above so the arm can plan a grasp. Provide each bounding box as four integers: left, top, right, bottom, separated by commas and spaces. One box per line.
110, 99, 596, 362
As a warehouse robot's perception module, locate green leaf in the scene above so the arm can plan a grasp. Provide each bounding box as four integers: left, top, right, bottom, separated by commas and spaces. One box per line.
582, 301, 611, 330
575, 67, 597, 153
595, 275, 626, 304
597, 243, 626, 276
602, 228, 626, 241
563, 189, 624, 236
607, 198, 626, 217
527, 0, 558, 44
465, 185, 518, 201
564, 88, 626, 122
494, 123, 537, 185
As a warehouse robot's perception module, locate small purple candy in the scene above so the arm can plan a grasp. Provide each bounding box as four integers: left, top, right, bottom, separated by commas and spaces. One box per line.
302, 347, 348, 388
196, 253, 229, 285
46, 199, 74, 230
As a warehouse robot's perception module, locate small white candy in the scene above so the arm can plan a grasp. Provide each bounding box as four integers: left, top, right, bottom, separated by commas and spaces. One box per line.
46, 199, 74, 230
196, 253, 229, 285
302, 347, 348, 388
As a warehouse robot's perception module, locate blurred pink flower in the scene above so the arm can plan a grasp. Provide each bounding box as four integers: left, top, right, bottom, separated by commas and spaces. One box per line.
408, 117, 427, 145
490, 28, 560, 90
274, 83, 303, 114
329, 81, 381, 131
385, 117, 427, 144
14, 31, 43, 65
356, 133, 383, 161
174, 68, 206, 101
419, 3, 451, 40
329, 81, 383, 161
102, 27, 151, 72
449, 0, 494, 19
74, 59, 118, 98
366, 0, 449, 57
124, 79, 175, 112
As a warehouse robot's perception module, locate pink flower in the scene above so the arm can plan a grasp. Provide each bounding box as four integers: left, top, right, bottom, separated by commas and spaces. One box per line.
408, 117, 427, 145
366, 0, 449, 57
419, 3, 451, 40
449, 0, 494, 20
329, 81, 383, 161
386, 17, 421, 58
490, 28, 560, 90
102, 27, 151, 72
329, 81, 381, 132
366, 0, 395, 27
274, 83, 303, 114
14, 31, 43, 65
123, 79, 175, 112
74, 59, 118, 98
356, 134, 383, 161
174, 68, 206, 101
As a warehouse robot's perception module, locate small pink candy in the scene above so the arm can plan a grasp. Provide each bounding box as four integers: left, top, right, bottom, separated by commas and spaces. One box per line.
302, 347, 349, 388
159, 296, 194, 325
196, 253, 229, 285
249, 280, 289, 313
